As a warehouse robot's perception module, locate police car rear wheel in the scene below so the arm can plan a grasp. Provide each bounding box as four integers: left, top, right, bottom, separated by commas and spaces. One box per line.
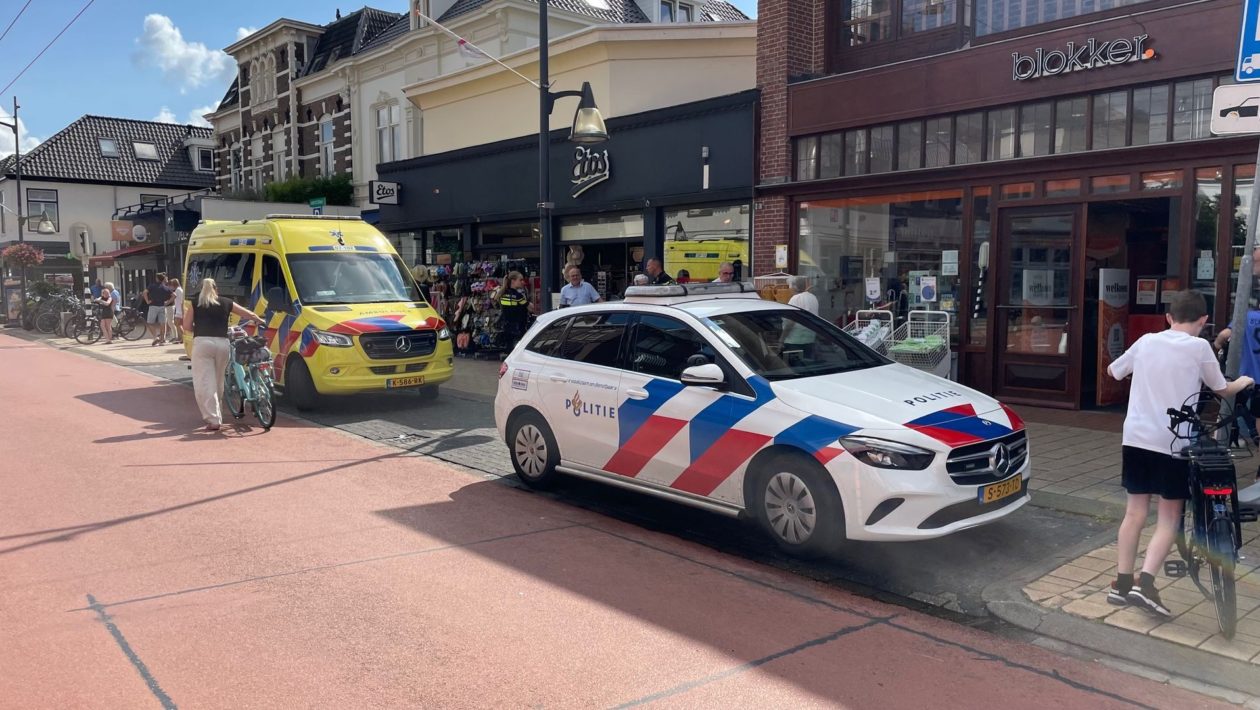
755, 453, 844, 558
509, 412, 559, 489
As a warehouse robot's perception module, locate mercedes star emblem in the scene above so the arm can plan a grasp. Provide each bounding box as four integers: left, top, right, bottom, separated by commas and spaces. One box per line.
988, 443, 1012, 476
394, 335, 412, 353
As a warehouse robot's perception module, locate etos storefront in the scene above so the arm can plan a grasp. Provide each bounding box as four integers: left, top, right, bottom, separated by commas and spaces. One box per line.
375, 90, 756, 302
768, 0, 1256, 409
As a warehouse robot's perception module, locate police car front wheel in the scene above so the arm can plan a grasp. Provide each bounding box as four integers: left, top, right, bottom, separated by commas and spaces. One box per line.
754, 452, 845, 558
508, 411, 560, 489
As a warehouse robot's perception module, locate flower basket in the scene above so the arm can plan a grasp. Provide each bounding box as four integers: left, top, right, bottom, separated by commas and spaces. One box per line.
2, 243, 44, 268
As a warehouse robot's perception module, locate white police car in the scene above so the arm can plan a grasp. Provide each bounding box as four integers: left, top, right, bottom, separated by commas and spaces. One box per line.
494, 282, 1029, 557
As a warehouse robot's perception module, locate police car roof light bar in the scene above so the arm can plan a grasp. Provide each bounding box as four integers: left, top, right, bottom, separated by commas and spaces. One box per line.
624, 281, 755, 298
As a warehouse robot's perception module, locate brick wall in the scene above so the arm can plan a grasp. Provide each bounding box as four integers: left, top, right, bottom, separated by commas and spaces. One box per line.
754, 0, 826, 275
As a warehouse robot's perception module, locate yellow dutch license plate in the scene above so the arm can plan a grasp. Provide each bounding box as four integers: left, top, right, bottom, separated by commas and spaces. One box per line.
979, 475, 1023, 504
386, 375, 425, 389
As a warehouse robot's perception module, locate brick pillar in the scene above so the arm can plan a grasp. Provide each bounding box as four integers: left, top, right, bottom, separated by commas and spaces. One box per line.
754, 0, 825, 276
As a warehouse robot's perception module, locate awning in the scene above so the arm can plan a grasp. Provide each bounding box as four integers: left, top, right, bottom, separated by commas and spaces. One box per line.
88, 242, 161, 268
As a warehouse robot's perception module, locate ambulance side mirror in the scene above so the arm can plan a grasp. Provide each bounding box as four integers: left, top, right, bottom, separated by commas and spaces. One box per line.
267, 286, 294, 315
680, 363, 726, 389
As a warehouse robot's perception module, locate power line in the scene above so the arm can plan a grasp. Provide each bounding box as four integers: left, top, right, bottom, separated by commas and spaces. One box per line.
0, 0, 95, 98
0, 0, 34, 46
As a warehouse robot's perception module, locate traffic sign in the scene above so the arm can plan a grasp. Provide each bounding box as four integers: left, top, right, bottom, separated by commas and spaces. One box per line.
1238, 0, 1260, 81
1211, 84, 1260, 135
309, 196, 326, 215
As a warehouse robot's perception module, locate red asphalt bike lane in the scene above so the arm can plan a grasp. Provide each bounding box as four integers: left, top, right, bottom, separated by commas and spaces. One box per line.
0, 333, 1230, 709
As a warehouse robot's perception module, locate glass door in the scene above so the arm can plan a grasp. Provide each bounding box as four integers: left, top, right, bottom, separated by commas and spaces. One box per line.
995, 210, 1080, 405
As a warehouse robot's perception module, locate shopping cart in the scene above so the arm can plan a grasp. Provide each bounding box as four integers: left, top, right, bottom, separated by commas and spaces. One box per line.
842, 309, 894, 356
887, 310, 951, 379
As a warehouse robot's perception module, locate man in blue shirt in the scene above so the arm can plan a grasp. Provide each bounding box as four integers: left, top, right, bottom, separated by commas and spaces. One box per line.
559, 266, 602, 307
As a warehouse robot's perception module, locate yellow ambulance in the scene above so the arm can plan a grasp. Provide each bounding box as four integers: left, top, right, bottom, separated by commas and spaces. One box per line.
183, 215, 453, 409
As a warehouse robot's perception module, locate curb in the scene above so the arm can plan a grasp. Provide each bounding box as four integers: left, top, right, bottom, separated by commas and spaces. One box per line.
983, 553, 1260, 703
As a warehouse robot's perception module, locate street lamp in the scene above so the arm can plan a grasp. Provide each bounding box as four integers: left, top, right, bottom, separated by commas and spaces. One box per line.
538, 0, 608, 312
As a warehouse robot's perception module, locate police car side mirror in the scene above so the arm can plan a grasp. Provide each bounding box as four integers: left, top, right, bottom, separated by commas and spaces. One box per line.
680, 363, 726, 388
267, 286, 294, 315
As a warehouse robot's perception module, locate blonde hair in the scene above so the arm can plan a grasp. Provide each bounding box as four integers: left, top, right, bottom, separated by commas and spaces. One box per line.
197, 278, 220, 307
103, 282, 114, 290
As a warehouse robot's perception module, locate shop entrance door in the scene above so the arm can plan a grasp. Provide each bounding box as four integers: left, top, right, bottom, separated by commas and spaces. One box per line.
994, 209, 1080, 406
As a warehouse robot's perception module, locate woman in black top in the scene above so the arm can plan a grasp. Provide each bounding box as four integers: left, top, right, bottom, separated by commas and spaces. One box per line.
497, 271, 532, 353
181, 278, 262, 431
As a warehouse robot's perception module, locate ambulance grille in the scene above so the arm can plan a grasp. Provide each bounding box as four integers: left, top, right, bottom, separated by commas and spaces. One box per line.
945, 430, 1028, 486
360, 330, 437, 359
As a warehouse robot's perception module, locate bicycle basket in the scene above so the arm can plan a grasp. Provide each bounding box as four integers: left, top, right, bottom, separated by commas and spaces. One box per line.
233, 336, 270, 364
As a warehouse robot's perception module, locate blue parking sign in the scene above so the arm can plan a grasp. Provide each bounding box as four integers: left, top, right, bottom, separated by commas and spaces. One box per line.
1239, 0, 1260, 81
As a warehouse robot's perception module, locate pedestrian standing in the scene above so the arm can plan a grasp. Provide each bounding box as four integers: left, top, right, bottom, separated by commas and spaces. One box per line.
497, 271, 531, 354
645, 258, 674, 285
90, 279, 102, 299
783, 276, 820, 360
1106, 291, 1253, 617
712, 262, 735, 283
144, 273, 173, 346
169, 278, 185, 344
182, 278, 262, 432
94, 282, 118, 344
559, 266, 602, 307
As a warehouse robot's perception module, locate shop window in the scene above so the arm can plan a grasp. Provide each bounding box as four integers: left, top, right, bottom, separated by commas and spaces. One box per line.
843, 0, 893, 45
869, 125, 894, 173
967, 188, 992, 347
630, 314, 719, 380
796, 136, 819, 181
1132, 85, 1170, 146
1229, 165, 1256, 320
924, 117, 952, 168
1091, 174, 1131, 194
954, 112, 983, 165
1194, 167, 1223, 324
896, 121, 922, 170
902, 0, 956, 33
1054, 97, 1087, 154
424, 228, 464, 265
1001, 182, 1034, 201
1019, 102, 1052, 158
1092, 91, 1128, 150
664, 204, 749, 282
844, 129, 868, 176
1141, 170, 1183, 191
558, 312, 629, 369
819, 133, 843, 179
987, 108, 1016, 161
1044, 179, 1081, 198
562, 212, 643, 242
796, 190, 964, 342
973, 0, 1155, 36
1173, 79, 1213, 141
26, 188, 58, 232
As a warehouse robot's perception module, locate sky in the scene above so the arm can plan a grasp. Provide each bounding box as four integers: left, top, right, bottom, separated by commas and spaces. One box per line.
0, 0, 757, 158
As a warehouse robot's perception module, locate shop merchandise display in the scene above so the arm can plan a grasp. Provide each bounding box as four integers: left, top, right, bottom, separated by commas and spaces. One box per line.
412, 260, 537, 358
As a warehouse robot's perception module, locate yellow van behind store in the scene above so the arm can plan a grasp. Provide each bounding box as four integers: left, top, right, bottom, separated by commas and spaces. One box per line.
183, 215, 453, 409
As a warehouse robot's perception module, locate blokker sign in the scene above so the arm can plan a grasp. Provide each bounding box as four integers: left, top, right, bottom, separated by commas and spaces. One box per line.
1011, 34, 1155, 81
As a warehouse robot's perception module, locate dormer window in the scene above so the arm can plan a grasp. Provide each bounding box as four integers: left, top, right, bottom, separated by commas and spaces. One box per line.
196, 147, 213, 172
660, 1, 693, 22
99, 138, 119, 158
133, 142, 159, 160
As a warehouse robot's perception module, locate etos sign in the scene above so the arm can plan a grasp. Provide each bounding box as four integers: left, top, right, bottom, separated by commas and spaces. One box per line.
1012, 34, 1156, 81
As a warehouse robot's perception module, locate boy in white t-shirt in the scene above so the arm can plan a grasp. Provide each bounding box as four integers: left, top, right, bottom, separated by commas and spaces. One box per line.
1106, 291, 1253, 617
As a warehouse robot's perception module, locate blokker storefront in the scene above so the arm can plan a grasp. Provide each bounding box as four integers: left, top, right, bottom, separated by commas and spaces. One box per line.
375, 90, 756, 302
769, 0, 1255, 409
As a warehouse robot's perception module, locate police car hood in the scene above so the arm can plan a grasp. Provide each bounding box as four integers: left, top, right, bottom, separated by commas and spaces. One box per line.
770, 362, 1018, 441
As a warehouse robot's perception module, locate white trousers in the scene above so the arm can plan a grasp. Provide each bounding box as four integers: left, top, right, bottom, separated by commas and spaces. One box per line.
192, 337, 230, 426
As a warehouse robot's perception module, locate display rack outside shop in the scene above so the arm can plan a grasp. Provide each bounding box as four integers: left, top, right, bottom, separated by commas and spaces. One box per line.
887, 310, 951, 378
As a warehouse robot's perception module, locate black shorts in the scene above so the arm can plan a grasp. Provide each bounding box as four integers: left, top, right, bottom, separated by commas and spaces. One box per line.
1122, 446, 1189, 500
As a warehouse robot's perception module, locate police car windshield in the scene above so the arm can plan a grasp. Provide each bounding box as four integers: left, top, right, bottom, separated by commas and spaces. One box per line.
702, 310, 887, 381
287, 253, 421, 305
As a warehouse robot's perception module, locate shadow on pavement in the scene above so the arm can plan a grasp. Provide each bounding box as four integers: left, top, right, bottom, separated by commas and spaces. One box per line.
78, 384, 295, 443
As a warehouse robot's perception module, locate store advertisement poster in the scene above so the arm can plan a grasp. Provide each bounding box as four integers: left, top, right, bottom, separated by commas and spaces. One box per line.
919, 275, 938, 302
1135, 278, 1158, 305
1097, 268, 1131, 407
1021, 269, 1055, 306
864, 277, 881, 301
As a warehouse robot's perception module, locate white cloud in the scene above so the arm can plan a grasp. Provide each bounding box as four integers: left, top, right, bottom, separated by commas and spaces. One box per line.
187, 104, 217, 128
134, 14, 233, 95
0, 108, 41, 160
236, 26, 258, 41
153, 106, 178, 124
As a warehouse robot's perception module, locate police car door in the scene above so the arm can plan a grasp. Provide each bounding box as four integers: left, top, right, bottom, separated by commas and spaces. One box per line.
605, 313, 754, 503
543, 311, 629, 469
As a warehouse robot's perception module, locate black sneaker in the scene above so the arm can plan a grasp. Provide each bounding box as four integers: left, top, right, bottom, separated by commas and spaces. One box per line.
1127, 586, 1172, 618
1107, 582, 1129, 606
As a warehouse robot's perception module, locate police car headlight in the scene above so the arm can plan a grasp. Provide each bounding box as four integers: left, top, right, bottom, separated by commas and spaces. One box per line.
313, 330, 353, 348
437, 327, 451, 341
839, 436, 935, 470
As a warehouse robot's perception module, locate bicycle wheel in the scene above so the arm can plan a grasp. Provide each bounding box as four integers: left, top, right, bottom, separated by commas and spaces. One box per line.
121, 314, 147, 341
74, 320, 101, 345
34, 310, 60, 334
252, 367, 276, 430
223, 367, 245, 419
1207, 516, 1238, 638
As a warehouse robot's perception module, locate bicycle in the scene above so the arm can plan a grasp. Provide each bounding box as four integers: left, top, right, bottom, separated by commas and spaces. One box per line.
1164, 391, 1256, 639
34, 293, 82, 334
223, 323, 276, 431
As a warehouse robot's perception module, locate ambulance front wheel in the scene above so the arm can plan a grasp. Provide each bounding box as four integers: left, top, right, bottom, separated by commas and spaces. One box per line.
285, 358, 320, 412
752, 451, 845, 558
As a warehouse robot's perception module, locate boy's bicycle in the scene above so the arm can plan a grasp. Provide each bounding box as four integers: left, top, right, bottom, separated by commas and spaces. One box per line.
223, 323, 276, 431
1165, 391, 1255, 639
